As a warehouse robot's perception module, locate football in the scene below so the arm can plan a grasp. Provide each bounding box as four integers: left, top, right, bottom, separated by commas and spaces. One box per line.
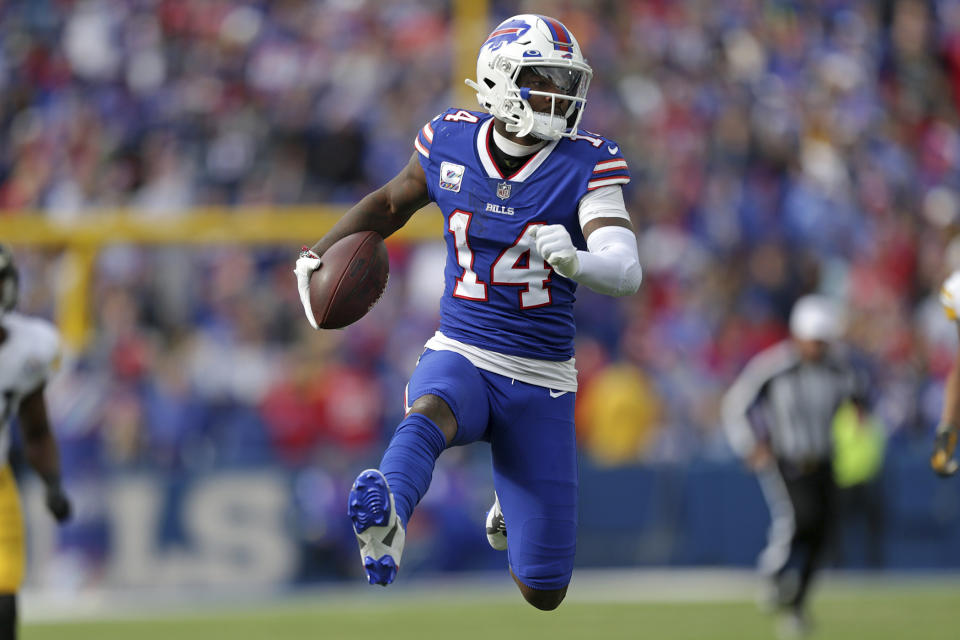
309, 231, 389, 329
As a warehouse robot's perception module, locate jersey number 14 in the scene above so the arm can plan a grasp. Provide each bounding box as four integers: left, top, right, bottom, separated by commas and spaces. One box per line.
448, 210, 552, 309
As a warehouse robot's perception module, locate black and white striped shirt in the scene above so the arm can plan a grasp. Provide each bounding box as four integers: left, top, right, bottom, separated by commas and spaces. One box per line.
722, 341, 861, 464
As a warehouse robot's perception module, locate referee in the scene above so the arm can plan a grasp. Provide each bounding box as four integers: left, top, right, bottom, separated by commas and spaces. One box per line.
722, 295, 865, 637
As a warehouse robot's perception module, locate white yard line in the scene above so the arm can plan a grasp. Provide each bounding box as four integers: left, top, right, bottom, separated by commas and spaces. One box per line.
20, 569, 960, 623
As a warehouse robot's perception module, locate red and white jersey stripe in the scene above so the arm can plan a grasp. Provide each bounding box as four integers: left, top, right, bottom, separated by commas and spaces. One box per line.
593, 158, 629, 174
588, 156, 630, 190
587, 175, 631, 190
421, 122, 434, 143
414, 118, 438, 158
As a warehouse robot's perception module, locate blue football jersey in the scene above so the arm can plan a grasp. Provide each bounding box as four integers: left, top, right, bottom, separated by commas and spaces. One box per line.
415, 108, 630, 361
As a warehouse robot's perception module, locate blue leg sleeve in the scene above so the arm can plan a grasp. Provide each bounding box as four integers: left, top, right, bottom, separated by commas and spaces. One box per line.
379, 412, 447, 526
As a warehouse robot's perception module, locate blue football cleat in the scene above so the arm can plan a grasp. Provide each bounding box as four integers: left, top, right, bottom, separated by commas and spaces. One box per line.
348, 469, 405, 586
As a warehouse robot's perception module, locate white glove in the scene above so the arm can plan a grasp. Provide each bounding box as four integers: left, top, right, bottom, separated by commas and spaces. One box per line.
294, 246, 322, 330
530, 224, 580, 278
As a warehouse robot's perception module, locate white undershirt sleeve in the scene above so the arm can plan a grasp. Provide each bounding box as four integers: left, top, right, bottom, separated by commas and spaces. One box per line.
578, 185, 632, 227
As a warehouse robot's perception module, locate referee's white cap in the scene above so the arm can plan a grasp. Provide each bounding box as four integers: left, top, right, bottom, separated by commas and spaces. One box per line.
789, 295, 845, 341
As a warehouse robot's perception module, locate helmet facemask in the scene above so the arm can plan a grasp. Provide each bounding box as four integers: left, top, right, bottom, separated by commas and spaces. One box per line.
469, 56, 592, 141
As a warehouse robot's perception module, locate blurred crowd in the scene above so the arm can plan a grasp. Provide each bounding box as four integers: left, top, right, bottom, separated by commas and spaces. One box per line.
3, 0, 960, 480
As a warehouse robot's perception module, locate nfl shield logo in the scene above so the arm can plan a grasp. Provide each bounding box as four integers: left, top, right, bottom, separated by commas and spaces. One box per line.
497, 182, 512, 200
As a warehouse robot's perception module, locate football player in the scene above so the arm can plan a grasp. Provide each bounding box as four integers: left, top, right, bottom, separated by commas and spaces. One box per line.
0, 245, 72, 639
295, 15, 642, 610
933, 271, 960, 476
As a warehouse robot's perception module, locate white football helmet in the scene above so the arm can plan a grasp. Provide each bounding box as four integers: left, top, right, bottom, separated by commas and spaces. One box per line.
465, 14, 592, 141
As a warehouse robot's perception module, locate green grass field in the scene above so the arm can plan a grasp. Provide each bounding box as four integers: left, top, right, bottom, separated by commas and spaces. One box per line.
21, 573, 960, 640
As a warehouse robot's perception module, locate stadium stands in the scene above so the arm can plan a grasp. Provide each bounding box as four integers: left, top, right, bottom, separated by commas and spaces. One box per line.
2, 0, 959, 585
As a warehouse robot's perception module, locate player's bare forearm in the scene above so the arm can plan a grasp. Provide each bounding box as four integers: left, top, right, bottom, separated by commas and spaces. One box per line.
310, 153, 430, 256
17, 386, 62, 484
581, 216, 634, 238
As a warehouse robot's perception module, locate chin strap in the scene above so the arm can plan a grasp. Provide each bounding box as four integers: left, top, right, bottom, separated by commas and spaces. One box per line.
527, 113, 566, 140
507, 115, 535, 139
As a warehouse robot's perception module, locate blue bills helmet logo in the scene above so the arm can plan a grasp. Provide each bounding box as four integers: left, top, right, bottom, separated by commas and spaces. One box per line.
483, 18, 531, 52
496, 181, 512, 200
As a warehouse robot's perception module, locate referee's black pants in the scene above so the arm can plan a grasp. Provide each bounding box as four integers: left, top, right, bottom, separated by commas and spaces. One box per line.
774, 458, 836, 611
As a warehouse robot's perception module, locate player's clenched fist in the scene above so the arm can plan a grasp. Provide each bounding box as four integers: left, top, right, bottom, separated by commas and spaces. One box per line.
531, 224, 580, 279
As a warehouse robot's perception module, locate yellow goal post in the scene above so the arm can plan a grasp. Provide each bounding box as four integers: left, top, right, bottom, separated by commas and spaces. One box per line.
0, 205, 444, 349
